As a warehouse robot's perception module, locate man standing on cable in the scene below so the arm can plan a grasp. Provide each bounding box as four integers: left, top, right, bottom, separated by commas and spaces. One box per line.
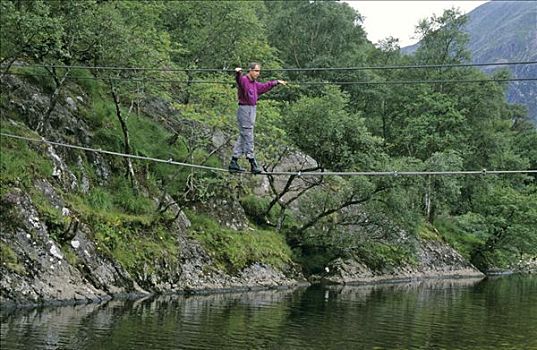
228, 62, 286, 174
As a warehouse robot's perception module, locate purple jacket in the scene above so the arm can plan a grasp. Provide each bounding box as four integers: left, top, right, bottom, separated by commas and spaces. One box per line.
236, 71, 278, 106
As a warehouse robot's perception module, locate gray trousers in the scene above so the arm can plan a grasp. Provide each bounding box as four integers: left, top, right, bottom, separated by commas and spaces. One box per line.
232, 105, 256, 159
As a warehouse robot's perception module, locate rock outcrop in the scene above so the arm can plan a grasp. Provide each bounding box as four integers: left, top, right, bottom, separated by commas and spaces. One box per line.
319, 239, 484, 285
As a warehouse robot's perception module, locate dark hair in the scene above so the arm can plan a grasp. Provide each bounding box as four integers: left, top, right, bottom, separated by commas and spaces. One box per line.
248, 62, 260, 71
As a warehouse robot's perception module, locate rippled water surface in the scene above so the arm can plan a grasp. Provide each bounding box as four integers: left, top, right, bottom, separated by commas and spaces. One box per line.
1, 275, 536, 349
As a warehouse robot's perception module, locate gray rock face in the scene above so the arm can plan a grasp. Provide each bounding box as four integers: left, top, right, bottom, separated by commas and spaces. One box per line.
0, 185, 302, 306
0, 189, 110, 305
320, 239, 484, 285
0, 74, 303, 307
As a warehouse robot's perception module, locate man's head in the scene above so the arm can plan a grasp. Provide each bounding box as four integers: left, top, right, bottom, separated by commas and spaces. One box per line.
247, 62, 261, 80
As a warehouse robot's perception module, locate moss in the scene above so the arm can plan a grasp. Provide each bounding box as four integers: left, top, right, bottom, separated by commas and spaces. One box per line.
0, 241, 25, 274
186, 210, 292, 274
240, 195, 273, 224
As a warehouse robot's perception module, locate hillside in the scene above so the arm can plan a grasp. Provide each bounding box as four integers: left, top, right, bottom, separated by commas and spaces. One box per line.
1, 1, 535, 306
403, 1, 537, 122
0, 73, 485, 305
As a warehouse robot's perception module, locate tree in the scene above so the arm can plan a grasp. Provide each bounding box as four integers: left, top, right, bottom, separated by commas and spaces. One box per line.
265, 1, 367, 69
161, 1, 278, 69
2, 1, 101, 132
421, 151, 463, 222
414, 8, 470, 65
0, 0, 62, 73
88, 1, 175, 188
284, 85, 382, 171
467, 181, 537, 269
388, 91, 468, 160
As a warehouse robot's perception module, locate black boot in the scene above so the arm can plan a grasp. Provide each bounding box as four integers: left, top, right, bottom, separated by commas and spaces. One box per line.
228, 157, 245, 173
248, 157, 262, 174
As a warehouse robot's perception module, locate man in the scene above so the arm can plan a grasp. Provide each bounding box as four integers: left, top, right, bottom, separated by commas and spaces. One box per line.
228, 62, 286, 174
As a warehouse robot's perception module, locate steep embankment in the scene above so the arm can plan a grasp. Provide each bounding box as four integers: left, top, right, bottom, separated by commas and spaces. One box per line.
0, 73, 303, 306
0, 74, 483, 307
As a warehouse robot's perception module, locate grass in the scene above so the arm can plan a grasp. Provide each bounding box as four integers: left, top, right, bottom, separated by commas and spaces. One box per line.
92, 220, 179, 275
186, 210, 293, 274
70, 68, 105, 98
418, 221, 443, 241
0, 122, 53, 195
0, 241, 25, 275
433, 215, 485, 261
353, 241, 419, 271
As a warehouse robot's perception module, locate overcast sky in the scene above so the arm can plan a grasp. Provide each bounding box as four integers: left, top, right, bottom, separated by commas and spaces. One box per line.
344, 1, 488, 46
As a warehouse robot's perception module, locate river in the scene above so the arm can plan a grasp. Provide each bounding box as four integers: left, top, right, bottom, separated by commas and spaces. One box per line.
1, 275, 536, 349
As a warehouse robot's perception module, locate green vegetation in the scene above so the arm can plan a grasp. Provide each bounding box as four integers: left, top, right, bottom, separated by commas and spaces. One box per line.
0, 241, 25, 274
239, 195, 279, 225
354, 242, 419, 271
0, 0, 535, 276
93, 221, 179, 275
418, 222, 443, 241
434, 215, 485, 261
0, 123, 53, 194
187, 211, 292, 274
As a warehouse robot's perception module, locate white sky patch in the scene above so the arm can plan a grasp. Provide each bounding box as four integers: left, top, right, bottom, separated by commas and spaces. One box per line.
345, 1, 489, 46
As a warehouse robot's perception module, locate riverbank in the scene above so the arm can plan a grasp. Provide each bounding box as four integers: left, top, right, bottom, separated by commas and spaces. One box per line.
0, 185, 485, 307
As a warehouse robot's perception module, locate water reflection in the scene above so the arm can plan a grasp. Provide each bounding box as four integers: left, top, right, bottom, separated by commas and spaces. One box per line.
2, 276, 536, 350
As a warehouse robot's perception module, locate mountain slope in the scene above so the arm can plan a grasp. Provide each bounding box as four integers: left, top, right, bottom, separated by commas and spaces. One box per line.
403, 1, 537, 121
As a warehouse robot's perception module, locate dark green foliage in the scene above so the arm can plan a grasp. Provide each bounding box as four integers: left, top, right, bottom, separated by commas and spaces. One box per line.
292, 245, 339, 276
284, 86, 383, 171
161, 1, 278, 68
265, 1, 367, 69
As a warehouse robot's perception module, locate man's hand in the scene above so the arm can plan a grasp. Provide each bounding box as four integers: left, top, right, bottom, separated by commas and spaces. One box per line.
277, 80, 287, 85
235, 67, 242, 72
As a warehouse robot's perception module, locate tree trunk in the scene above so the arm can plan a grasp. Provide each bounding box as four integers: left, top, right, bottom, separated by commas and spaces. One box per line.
109, 80, 138, 189
424, 177, 434, 223
36, 67, 70, 133
1, 56, 18, 76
